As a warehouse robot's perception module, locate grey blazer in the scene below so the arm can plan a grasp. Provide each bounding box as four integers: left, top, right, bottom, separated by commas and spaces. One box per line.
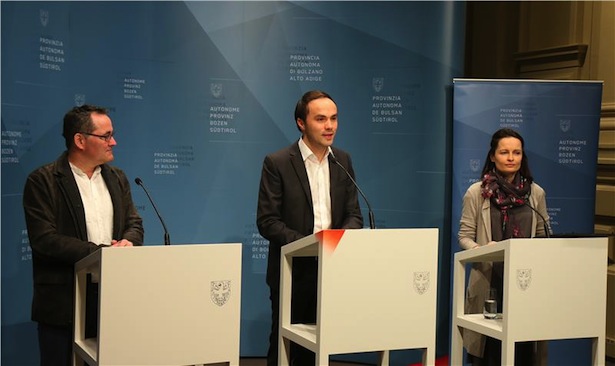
458, 181, 549, 358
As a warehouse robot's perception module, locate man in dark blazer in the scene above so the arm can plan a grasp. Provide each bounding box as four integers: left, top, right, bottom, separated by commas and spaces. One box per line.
23, 105, 143, 366
257, 90, 363, 366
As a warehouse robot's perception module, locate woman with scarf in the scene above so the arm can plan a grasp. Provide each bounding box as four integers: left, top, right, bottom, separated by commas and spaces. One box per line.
458, 128, 550, 366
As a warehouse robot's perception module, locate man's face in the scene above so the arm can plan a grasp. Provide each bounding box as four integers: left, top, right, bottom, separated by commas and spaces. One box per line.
82, 112, 116, 165
298, 97, 337, 155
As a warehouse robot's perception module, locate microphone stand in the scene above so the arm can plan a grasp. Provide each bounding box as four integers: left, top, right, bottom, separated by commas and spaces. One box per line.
135, 178, 171, 245
328, 152, 376, 229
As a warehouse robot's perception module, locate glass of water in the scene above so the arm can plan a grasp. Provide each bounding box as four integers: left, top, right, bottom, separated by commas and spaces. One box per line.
483, 288, 497, 319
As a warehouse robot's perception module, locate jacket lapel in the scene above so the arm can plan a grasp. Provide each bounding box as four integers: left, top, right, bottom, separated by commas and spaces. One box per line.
55, 153, 88, 241
328, 148, 339, 217
481, 197, 492, 238
101, 166, 122, 239
289, 142, 313, 210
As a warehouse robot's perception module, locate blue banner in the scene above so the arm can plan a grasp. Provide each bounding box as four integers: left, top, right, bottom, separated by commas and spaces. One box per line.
452, 78, 603, 365
2, 2, 465, 365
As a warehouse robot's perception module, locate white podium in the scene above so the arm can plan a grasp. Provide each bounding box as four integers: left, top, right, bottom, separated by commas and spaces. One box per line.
73, 243, 242, 366
451, 237, 608, 366
279, 228, 439, 366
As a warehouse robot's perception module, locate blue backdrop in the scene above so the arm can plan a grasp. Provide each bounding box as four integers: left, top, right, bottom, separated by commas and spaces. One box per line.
2, 2, 465, 365
451, 79, 603, 365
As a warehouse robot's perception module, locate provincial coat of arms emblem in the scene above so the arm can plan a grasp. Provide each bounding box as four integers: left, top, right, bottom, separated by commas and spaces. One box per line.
74, 94, 86, 107
40, 9, 49, 27
413, 271, 430, 295
372, 77, 384, 93
516, 269, 532, 291
470, 159, 481, 172
560, 119, 571, 132
211, 280, 231, 306
210, 83, 223, 99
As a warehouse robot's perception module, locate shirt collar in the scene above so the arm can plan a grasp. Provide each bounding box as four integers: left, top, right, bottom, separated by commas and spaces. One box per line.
69, 162, 101, 178
298, 138, 330, 163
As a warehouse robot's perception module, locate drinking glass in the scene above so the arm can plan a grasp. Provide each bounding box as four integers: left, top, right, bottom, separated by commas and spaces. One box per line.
483, 288, 497, 319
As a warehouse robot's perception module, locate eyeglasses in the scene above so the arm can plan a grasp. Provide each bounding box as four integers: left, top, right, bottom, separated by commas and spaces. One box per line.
80, 131, 115, 142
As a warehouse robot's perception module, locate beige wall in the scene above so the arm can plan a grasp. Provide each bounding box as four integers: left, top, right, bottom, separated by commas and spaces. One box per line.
465, 1, 615, 235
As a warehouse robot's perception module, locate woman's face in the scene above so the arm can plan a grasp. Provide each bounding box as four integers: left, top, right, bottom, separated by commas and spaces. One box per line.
490, 136, 523, 181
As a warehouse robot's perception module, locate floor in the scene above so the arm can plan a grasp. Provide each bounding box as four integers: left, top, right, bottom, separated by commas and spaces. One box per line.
204, 359, 360, 366
233, 355, 615, 366
236, 359, 359, 366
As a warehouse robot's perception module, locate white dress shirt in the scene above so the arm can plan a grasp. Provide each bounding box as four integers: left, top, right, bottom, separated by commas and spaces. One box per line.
70, 163, 114, 245
298, 138, 332, 232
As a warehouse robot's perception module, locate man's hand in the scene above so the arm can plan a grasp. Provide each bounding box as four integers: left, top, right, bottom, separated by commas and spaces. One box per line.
111, 239, 133, 247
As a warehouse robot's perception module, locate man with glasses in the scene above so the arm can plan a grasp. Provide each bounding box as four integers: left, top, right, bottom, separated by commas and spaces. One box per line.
23, 104, 144, 366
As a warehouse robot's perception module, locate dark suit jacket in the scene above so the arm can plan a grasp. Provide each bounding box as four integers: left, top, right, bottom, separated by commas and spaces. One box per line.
23, 151, 144, 326
256, 142, 363, 290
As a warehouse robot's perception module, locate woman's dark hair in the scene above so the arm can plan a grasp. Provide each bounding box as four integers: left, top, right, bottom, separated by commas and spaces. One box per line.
62, 104, 108, 149
480, 128, 533, 180
294, 90, 335, 132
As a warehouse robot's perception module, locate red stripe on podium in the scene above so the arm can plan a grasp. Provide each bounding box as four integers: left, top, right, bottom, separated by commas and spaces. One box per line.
408, 355, 449, 366
316, 229, 345, 254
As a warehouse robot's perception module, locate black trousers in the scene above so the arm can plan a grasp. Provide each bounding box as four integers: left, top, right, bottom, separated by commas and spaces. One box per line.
267, 257, 318, 366
38, 323, 72, 366
469, 337, 536, 366
38, 279, 97, 366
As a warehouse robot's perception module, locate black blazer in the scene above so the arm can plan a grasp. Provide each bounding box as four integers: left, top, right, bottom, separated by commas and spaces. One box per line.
23, 152, 144, 326
256, 142, 363, 289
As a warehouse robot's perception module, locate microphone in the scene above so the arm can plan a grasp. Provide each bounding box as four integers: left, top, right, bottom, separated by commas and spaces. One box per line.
328, 148, 376, 229
499, 183, 551, 238
522, 200, 551, 238
134, 177, 171, 245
